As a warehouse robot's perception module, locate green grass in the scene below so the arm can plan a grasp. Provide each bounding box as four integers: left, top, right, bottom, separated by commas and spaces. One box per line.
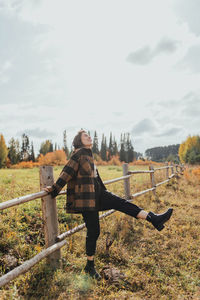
0, 165, 200, 299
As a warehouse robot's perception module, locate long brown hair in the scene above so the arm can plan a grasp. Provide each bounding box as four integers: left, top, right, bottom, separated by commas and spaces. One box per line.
72, 130, 86, 149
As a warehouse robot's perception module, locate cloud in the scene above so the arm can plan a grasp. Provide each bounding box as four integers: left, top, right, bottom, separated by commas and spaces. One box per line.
181, 92, 200, 117
131, 119, 157, 136
146, 92, 200, 140
173, 0, 200, 36
112, 112, 124, 117
0, 103, 54, 125
16, 127, 56, 139
154, 37, 179, 55
0, 60, 13, 84
0, 11, 63, 105
126, 37, 179, 65
154, 126, 183, 137
126, 46, 153, 65
176, 45, 200, 73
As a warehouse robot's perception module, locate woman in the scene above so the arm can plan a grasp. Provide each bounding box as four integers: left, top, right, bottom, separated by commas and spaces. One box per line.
44, 129, 173, 280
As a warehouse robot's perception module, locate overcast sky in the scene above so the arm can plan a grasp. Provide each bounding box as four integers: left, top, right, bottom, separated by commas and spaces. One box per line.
0, 0, 200, 155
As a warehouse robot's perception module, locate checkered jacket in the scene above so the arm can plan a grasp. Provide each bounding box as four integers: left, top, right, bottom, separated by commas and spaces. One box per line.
50, 147, 106, 213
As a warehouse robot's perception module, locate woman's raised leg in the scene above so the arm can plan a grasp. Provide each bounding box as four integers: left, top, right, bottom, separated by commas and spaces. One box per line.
99, 189, 173, 231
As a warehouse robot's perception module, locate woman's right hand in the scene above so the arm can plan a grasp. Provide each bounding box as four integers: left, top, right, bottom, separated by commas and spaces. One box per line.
43, 186, 53, 193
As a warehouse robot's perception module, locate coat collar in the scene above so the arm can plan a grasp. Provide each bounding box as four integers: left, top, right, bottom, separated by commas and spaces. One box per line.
73, 147, 93, 156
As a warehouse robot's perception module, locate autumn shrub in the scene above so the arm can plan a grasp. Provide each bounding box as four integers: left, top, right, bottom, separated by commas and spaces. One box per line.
94, 159, 108, 166
107, 155, 122, 166
130, 159, 163, 166
192, 167, 200, 181
38, 150, 67, 166
11, 161, 34, 169
184, 166, 200, 184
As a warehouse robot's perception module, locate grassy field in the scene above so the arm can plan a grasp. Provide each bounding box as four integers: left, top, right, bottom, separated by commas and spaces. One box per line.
0, 165, 200, 299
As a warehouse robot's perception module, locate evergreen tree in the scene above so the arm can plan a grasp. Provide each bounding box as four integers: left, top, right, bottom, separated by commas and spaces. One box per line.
126, 133, 134, 163
100, 134, 107, 161
113, 136, 118, 156
20, 133, 30, 161
30, 141, 35, 162
92, 130, 99, 154
134, 151, 143, 160
119, 133, 126, 162
8, 138, 20, 164
40, 140, 54, 156
49, 143, 53, 152
63, 130, 69, 158
108, 132, 114, 160
0, 134, 8, 168
105, 136, 108, 161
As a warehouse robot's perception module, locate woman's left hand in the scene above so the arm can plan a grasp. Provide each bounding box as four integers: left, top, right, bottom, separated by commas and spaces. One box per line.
43, 186, 53, 193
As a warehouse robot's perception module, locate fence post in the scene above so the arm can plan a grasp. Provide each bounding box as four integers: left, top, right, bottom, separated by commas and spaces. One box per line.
40, 166, 61, 268
149, 165, 156, 195
171, 162, 174, 175
180, 164, 184, 173
175, 164, 178, 173
123, 163, 131, 200
165, 162, 169, 179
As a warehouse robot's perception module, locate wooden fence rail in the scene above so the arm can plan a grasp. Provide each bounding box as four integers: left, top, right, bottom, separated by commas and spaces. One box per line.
0, 162, 184, 288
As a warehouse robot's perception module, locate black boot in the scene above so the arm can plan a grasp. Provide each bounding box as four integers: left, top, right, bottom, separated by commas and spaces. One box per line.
84, 260, 101, 280
146, 208, 173, 231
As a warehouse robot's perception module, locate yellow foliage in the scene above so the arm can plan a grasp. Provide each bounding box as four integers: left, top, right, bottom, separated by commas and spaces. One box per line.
179, 135, 200, 163
0, 133, 8, 168
38, 150, 67, 166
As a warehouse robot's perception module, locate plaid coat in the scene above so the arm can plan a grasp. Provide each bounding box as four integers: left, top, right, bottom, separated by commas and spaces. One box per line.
50, 147, 107, 213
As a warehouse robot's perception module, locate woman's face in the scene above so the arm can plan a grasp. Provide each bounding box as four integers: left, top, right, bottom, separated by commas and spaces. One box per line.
81, 132, 93, 148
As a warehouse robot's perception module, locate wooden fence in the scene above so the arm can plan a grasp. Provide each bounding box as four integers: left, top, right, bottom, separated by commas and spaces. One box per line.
0, 162, 184, 288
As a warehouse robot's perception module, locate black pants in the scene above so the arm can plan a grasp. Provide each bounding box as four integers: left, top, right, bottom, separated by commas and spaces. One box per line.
82, 179, 142, 256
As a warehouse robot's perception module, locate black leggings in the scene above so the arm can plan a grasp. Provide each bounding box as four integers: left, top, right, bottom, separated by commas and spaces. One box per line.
82, 186, 142, 256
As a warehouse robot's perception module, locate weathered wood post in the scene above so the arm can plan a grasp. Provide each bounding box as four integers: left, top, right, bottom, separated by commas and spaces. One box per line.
175, 164, 178, 173
170, 162, 174, 175
123, 163, 131, 200
40, 166, 61, 268
165, 162, 169, 179
180, 164, 184, 173
149, 165, 156, 195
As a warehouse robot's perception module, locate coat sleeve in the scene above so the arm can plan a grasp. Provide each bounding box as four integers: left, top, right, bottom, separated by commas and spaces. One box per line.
50, 150, 81, 198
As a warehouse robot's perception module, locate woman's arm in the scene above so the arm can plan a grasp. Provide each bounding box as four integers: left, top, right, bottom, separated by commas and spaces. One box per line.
43, 150, 81, 197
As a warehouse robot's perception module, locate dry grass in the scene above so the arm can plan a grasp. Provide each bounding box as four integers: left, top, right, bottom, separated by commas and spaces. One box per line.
0, 165, 200, 299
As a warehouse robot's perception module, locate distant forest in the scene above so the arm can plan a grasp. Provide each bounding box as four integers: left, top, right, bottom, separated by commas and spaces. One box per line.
0, 130, 181, 168
145, 144, 180, 163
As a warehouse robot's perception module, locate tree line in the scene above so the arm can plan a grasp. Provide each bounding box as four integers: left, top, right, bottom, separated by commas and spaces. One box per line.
145, 144, 180, 163
2, 130, 195, 169
0, 130, 140, 168
145, 135, 200, 165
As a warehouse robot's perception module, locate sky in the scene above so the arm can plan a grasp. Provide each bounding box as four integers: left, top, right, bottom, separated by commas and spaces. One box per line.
0, 0, 200, 156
